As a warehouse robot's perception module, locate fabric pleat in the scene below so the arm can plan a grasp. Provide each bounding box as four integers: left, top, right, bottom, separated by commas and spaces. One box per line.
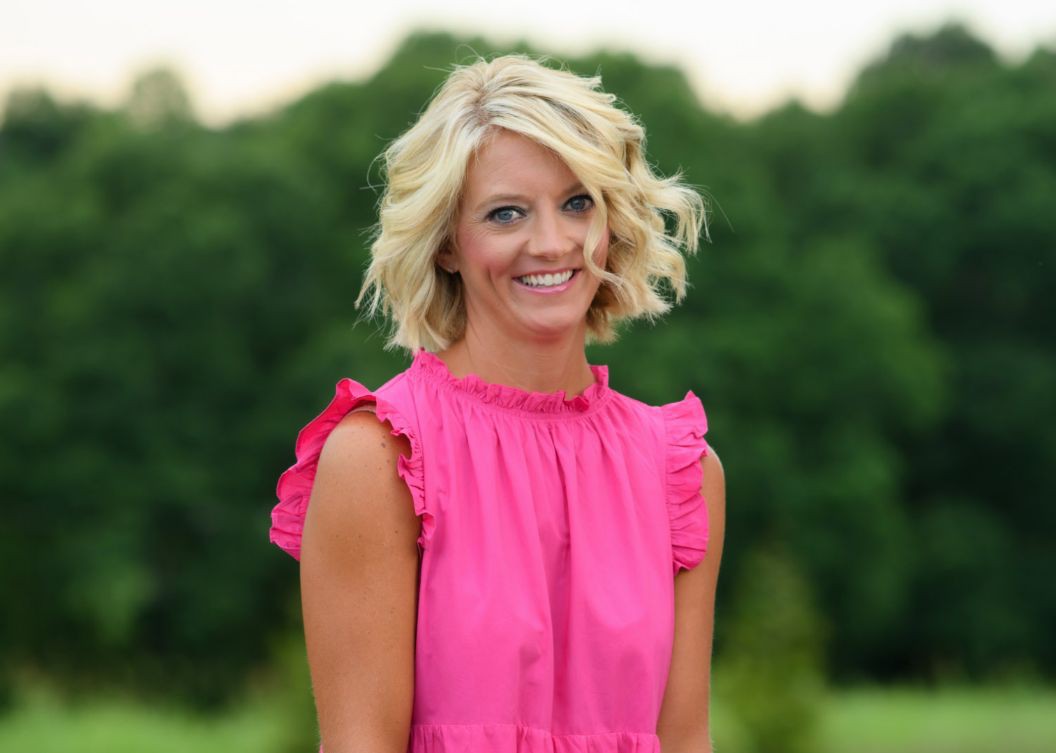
660, 391, 711, 575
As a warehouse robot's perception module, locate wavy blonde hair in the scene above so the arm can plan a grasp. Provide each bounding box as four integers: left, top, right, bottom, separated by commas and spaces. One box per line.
356, 53, 709, 352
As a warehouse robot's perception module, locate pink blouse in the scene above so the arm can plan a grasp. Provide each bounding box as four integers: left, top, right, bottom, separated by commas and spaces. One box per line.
270, 347, 711, 753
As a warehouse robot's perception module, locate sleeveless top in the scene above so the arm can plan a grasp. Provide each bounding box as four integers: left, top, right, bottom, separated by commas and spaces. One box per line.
270, 347, 711, 753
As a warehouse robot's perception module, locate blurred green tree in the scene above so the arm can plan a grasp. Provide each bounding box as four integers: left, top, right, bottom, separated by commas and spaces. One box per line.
0, 22, 1052, 704
713, 542, 828, 753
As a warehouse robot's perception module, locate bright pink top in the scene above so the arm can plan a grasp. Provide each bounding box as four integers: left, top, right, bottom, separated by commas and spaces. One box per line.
271, 347, 711, 753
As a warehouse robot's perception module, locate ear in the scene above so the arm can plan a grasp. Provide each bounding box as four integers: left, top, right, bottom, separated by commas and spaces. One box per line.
436, 244, 458, 274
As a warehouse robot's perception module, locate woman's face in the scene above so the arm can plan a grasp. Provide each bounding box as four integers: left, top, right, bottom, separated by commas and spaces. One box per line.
440, 129, 609, 346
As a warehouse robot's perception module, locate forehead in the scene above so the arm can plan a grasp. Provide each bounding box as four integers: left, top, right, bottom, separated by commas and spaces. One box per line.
462, 130, 577, 198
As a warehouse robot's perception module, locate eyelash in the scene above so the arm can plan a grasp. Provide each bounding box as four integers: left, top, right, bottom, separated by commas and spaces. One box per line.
487, 194, 595, 225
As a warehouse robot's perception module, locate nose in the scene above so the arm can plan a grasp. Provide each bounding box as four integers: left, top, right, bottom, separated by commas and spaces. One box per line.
527, 206, 574, 259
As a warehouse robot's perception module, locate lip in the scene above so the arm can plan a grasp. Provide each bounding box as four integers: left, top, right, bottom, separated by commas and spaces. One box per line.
513, 268, 580, 295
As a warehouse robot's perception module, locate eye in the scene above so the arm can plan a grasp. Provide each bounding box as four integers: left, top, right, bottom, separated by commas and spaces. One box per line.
565, 194, 594, 213
487, 206, 524, 225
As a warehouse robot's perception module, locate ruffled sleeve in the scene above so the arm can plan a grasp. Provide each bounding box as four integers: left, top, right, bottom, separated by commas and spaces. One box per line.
270, 377, 431, 561
660, 390, 711, 575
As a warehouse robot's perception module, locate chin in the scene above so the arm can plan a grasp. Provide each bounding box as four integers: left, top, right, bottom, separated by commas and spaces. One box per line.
517, 314, 589, 340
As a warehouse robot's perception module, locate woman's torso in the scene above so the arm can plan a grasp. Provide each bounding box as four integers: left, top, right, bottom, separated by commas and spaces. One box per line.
271, 347, 711, 752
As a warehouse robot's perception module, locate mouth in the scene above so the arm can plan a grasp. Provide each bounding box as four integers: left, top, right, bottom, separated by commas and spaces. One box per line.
513, 268, 579, 289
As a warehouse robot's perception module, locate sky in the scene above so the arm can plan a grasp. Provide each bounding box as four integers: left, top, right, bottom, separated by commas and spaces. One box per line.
2, 0, 1054, 125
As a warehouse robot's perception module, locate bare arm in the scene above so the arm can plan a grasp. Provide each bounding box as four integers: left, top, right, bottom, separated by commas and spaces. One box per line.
299, 408, 422, 753
656, 448, 726, 753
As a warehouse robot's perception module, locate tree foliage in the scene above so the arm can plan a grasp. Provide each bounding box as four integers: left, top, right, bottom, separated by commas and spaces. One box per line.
0, 22, 1052, 702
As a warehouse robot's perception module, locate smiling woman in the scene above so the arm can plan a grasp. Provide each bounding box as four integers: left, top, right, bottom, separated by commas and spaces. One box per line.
270, 54, 725, 753
356, 55, 708, 358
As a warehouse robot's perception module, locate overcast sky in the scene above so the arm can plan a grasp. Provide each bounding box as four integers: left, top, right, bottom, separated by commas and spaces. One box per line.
3, 0, 1054, 124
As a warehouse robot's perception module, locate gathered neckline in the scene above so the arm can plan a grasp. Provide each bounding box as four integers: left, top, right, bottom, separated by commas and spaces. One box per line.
411, 348, 611, 416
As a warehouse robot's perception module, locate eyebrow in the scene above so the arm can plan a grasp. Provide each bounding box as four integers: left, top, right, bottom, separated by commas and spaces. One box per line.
473, 182, 586, 213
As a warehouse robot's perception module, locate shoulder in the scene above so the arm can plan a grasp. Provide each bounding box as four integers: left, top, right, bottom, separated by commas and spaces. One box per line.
701, 441, 723, 481
700, 445, 725, 512
372, 367, 416, 406
311, 408, 414, 510
605, 389, 668, 434
373, 368, 428, 425
607, 386, 703, 426
271, 366, 431, 562
317, 408, 412, 475
303, 408, 419, 560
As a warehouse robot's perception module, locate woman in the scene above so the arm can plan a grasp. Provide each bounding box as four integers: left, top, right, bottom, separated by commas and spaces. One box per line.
270, 54, 726, 753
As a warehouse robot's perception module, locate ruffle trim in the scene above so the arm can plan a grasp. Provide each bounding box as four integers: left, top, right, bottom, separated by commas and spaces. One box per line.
270, 378, 431, 561
660, 391, 711, 575
412, 348, 611, 415
410, 723, 660, 753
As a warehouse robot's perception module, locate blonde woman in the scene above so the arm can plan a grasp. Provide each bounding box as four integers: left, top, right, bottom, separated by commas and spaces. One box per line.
270, 54, 726, 753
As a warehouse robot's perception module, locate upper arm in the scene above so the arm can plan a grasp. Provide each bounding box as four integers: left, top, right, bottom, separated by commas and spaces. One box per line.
657, 447, 726, 753
299, 408, 421, 753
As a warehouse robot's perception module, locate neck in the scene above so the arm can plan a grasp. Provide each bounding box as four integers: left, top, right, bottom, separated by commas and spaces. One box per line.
436, 322, 596, 397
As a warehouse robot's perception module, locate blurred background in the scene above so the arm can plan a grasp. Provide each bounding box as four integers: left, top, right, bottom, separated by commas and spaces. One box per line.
1, 2, 1054, 752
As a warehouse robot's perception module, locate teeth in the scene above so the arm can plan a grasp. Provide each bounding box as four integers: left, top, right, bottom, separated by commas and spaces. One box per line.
517, 270, 575, 287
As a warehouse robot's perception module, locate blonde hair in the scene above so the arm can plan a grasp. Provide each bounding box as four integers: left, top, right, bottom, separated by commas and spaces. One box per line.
356, 53, 709, 352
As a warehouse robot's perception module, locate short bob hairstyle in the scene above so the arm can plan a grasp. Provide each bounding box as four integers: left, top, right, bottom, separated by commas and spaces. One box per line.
356, 53, 709, 353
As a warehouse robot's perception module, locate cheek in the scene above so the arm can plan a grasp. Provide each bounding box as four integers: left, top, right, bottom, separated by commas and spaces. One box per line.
457, 230, 519, 279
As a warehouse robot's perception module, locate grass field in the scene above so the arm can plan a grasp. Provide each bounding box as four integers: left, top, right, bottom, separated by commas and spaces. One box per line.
1, 683, 1053, 753
0, 684, 292, 753
815, 684, 1056, 753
